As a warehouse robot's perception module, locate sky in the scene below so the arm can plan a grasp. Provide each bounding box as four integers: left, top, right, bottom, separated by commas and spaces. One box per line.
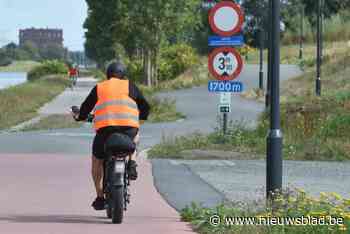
0, 0, 88, 51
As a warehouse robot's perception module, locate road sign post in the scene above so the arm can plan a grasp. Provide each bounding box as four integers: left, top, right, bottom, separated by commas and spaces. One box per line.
208, 1, 244, 135
266, 0, 283, 200
220, 92, 231, 134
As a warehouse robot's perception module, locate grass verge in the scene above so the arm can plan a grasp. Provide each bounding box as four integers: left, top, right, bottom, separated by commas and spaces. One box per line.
148, 122, 265, 159
147, 96, 185, 123
0, 75, 69, 130
22, 114, 83, 131
0, 61, 40, 72
181, 188, 350, 234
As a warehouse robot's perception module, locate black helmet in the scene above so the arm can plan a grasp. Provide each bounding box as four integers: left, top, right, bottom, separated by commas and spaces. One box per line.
106, 62, 126, 79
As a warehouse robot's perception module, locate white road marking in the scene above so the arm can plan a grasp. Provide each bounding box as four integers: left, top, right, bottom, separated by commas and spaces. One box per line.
169, 160, 182, 166
223, 161, 236, 166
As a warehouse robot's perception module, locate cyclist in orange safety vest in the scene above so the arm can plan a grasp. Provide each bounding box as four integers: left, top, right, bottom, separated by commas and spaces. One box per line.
72, 62, 150, 210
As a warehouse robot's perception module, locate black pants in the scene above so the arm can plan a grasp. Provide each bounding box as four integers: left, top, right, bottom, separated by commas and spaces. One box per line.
92, 126, 138, 160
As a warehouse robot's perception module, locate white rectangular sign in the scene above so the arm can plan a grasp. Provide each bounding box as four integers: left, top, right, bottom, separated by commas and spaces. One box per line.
220, 92, 231, 105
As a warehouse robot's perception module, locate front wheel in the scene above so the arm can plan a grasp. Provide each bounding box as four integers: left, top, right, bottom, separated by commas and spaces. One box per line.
111, 186, 124, 224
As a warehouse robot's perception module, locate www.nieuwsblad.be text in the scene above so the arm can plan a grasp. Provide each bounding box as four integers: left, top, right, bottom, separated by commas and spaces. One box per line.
209, 215, 344, 227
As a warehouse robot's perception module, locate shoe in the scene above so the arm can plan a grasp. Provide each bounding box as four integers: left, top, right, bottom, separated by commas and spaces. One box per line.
127, 160, 138, 181
92, 197, 106, 210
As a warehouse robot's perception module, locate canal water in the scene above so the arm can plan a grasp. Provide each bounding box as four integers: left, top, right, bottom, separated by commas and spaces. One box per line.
0, 72, 27, 90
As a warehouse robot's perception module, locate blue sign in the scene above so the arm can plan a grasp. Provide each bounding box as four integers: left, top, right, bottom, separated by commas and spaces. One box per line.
208, 35, 244, 47
208, 81, 243, 93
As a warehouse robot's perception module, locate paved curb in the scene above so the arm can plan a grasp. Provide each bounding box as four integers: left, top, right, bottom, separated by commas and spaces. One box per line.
151, 159, 227, 211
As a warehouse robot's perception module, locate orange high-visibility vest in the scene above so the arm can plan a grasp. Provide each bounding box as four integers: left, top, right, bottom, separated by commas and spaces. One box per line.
94, 78, 140, 131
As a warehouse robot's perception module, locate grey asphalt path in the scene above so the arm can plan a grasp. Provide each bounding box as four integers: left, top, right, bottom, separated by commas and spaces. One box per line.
39, 77, 97, 115
7, 78, 97, 132
173, 160, 350, 203
151, 159, 226, 211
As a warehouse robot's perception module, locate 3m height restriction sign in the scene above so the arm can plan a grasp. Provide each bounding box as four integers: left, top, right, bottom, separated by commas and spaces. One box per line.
209, 1, 244, 37
208, 47, 243, 81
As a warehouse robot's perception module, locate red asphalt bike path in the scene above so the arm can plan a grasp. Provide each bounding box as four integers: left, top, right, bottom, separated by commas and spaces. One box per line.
0, 153, 195, 234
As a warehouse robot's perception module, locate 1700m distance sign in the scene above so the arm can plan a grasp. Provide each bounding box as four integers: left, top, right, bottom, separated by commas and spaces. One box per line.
208, 47, 243, 81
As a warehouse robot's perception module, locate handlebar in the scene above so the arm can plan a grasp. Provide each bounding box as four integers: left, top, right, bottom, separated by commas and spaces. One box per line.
71, 106, 94, 122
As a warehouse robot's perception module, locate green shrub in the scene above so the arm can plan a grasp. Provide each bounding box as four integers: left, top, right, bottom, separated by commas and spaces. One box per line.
321, 114, 350, 138
28, 60, 67, 81
334, 91, 350, 103
127, 59, 143, 83
158, 43, 199, 81
0, 57, 12, 67
90, 68, 105, 81
147, 96, 185, 123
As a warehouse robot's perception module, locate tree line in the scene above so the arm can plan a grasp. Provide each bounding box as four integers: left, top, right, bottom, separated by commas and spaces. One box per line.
0, 41, 67, 66
84, 0, 203, 86
84, 0, 350, 85
243, 0, 350, 46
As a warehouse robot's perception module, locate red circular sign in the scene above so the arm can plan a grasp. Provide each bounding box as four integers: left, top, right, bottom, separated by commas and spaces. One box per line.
208, 47, 243, 81
209, 1, 244, 37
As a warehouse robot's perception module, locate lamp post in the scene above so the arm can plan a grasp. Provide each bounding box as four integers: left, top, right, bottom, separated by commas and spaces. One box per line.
259, 21, 264, 90
320, 0, 324, 60
266, 0, 283, 199
299, 4, 304, 60
316, 0, 322, 96
265, 0, 272, 109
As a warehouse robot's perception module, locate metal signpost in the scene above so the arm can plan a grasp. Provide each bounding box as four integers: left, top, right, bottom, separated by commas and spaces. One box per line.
299, 4, 304, 60
316, 0, 322, 96
208, 1, 245, 134
220, 92, 231, 134
266, 0, 283, 200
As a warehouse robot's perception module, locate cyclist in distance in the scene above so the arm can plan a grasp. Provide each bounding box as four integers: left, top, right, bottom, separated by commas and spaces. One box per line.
68, 65, 78, 89
71, 61, 150, 210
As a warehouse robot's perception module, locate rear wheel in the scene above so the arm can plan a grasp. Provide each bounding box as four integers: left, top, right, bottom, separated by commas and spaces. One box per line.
106, 192, 112, 218
111, 186, 124, 224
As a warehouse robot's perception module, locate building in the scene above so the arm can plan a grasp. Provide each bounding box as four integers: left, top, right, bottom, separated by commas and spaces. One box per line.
19, 28, 63, 48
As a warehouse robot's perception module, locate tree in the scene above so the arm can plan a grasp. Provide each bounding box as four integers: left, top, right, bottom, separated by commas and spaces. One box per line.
299, 0, 350, 27
40, 44, 66, 60
4, 42, 17, 59
22, 41, 41, 61
84, 0, 202, 86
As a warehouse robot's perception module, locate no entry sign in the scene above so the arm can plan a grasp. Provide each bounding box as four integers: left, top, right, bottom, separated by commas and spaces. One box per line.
209, 1, 244, 37
208, 47, 243, 81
